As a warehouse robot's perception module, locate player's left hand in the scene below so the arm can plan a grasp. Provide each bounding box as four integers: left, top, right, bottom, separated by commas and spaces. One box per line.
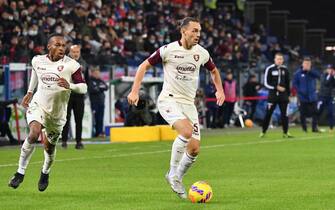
215, 91, 225, 106
57, 78, 70, 89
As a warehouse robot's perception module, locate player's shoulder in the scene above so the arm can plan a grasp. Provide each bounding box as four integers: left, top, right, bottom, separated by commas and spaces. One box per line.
195, 44, 210, 56
162, 41, 179, 50
31, 54, 47, 66
62, 55, 76, 63
195, 43, 208, 52
281, 65, 288, 69
265, 64, 276, 70
63, 55, 80, 65
63, 55, 81, 71
32, 54, 46, 62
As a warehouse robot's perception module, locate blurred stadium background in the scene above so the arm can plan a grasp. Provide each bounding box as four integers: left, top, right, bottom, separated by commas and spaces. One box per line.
1, 0, 335, 139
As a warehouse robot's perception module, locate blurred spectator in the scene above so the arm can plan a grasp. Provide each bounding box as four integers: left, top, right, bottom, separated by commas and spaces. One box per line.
221, 70, 237, 127
242, 74, 261, 120
88, 66, 108, 137
0, 0, 298, 68
205, 80, 218, 128
293, 57, 321, 133
125, 88, 156, 126
260, 53, 291, 138
195, 88, 206, 126
0, 98, 19, 145
61, 45, 87, 149
317, 64, 335, 132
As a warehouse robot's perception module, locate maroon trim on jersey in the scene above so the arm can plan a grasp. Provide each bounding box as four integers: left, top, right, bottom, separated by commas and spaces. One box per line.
204, 58, 216, 71
147, 49, 162, 65
72, 68, 85, 84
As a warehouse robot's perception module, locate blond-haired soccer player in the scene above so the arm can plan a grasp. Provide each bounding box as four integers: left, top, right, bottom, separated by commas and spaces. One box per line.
127, 17, 225, 199
8, 34, 87, 191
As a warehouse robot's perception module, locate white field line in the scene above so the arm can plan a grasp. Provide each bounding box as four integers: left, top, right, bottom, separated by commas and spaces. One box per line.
0, 135, 329, 168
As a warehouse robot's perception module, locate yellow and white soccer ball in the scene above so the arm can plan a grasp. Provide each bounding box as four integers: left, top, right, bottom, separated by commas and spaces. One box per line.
188, 181, 213, 203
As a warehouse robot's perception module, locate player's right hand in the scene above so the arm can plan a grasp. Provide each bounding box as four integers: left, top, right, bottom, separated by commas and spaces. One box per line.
277, 85, 286, 92
215, 91, 225, 106
127, 91, 139, 106
21, 92, 33, 108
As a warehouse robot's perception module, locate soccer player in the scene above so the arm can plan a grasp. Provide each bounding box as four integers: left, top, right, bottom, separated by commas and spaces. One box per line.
127, 17, 225, 199
8, 34, 87, 191
260, 53, 292, 138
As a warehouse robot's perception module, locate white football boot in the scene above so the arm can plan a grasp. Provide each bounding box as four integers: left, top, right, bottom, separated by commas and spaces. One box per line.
165, 171, 187, 199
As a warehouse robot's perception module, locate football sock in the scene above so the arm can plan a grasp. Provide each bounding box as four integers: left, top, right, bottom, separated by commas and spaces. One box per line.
17, 138, 35, 175
176, 152, 197, 180
169, 135, 188, 177
42, 148, 56, 174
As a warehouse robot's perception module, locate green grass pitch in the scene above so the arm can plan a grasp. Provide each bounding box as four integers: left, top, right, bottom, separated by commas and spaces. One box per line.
0, 127, 335, 210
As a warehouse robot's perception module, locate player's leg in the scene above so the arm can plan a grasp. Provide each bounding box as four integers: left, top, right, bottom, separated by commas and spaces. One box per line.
166, 118, 195, 198
225, 102, 235, 126
311, 102, 321, 132
157, 99, 189, 198
176, 137, 199, 180
299, 102, 308, 132
174, 104, 201, 198
39, 126, 60, 192
327, 99, 334, 130
73, 96, 84, 149
157, 100, 189, 176
9, 121, 42, 189
260, 102, 277, 137
94, 104, 104, 137
168, 133, 188, 177
171, 118, 194, 175
279, 101, 292, 138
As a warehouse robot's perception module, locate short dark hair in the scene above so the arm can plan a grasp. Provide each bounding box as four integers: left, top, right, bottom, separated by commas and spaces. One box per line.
47, 33, 64, 43
248, 74, 256, 79
274, 52, 284, 57
303, 56, 312, 62
178, 17, 199, 29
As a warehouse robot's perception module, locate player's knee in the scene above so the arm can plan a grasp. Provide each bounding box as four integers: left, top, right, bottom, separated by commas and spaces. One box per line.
28, 129, 40, 142
189, 146, 200, 156
180, 127, 193, 139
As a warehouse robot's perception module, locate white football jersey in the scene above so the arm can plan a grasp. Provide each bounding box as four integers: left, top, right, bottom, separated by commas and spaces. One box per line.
30, 54, 81, 120
148, 41, 215, 104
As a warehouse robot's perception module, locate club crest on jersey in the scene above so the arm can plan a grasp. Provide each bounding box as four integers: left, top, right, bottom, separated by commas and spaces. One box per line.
57, 65, 64, 72
193, 54, 200, 61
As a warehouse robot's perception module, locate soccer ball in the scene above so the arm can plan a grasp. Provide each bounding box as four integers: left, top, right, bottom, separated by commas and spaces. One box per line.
244, 119, 253, 128
188, 181, 213, 203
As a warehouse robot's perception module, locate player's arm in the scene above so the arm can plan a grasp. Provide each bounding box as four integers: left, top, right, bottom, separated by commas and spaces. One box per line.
22, 69, 38, 108
128, 46, 163, 106
58, 68, 87, 94
99, 80, 109, 91
209, 67, 225, 106
127, 60, 152, 106
264, 66, 275, 90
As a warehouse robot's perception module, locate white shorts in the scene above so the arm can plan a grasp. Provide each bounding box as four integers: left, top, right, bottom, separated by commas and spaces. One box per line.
26, 102, 65, 145
157, 98, 200, 140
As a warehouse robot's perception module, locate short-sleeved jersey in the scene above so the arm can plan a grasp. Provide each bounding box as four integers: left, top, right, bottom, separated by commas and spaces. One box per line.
148, 41, 216, 104
30, 54, 84, 120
